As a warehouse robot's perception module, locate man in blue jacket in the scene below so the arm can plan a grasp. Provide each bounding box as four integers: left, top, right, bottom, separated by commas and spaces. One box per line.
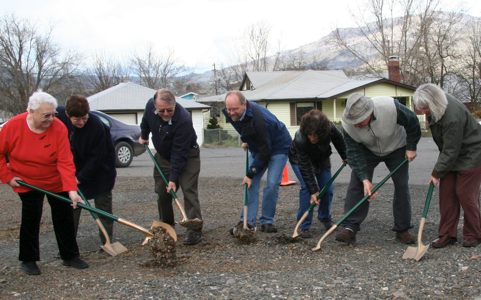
224, 90, 292, 233
57, 95, 117, 247
139, 89, 202, 245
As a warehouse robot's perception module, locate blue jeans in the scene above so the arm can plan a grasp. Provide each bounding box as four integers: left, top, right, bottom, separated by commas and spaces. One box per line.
292, 164, 333, 232
240, 153, 288, 225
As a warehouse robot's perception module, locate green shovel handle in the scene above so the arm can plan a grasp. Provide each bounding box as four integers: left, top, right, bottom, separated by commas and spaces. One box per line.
422, 183, 435, 218
77, 189, 99, 220
336, 158, 408, 226
305, 161, 348, 213
17, 180, 120, 222
144, 144, 178, 200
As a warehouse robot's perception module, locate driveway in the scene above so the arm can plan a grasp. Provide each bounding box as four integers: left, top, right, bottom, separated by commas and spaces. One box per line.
119, 137, 439, 185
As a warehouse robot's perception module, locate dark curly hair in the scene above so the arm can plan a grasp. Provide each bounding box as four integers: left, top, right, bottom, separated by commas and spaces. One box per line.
299, 109, 330, 141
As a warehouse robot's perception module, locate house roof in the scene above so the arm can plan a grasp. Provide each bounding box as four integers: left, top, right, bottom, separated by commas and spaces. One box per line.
238, 70, 416, 101
88, 82, 209, 111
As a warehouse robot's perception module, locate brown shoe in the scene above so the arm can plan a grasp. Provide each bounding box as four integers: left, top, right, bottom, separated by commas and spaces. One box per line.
335, 227, 356, 244
462, 239, 480, 248
396, 230, 415, 245
432, 236, 457, 248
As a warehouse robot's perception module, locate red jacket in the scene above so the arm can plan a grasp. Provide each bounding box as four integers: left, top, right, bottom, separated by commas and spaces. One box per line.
0, 112, 77, 193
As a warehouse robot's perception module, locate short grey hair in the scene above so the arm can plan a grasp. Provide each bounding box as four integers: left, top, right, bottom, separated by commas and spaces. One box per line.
225, 90, 246, 105
154, 88, 176, 105
27, 90, 58, 111
413, 83, 447, 121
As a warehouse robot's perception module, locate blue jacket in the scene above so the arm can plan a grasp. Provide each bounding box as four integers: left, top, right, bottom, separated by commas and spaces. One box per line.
140, 98, 198, 182
223, 101, 291, 178
56, 106, 116, 199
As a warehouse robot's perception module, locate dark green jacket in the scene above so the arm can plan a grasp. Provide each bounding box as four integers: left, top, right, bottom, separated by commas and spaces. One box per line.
429, 94, 481, 178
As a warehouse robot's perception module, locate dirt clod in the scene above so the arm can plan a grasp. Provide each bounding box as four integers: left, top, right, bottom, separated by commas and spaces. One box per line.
148, 226, 177, 267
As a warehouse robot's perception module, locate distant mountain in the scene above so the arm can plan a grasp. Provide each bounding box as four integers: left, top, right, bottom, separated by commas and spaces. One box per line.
179, 13, 480, 96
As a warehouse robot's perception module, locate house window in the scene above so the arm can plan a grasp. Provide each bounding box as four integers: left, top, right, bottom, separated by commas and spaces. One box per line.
290, 102, 321, 125
393, 97, 407, 106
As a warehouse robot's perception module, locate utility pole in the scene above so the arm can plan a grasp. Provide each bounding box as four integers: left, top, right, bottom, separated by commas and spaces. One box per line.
213, 63, 218, 95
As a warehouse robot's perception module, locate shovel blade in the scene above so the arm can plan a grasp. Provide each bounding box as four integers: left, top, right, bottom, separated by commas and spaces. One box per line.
402, 245, 418, 260
414, 244, 430, 261
101, 242, 128, 257
151, 220, 177, 242
179, 218, 203, 231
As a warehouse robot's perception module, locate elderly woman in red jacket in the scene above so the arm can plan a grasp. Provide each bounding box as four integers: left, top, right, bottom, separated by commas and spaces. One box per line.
0, 91, 89, 275
414, 83, 481, 248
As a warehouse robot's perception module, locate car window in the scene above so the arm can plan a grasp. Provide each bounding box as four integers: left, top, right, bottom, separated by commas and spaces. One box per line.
95, 114, 111, 128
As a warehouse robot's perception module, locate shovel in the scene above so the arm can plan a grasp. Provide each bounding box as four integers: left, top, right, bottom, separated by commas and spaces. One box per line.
77, 189, 128, 256
16, 180, 177, 243
312, 159, 408, 251
144, 145, 203, 231
402, 183, 434, 261
292, 162, 347, 238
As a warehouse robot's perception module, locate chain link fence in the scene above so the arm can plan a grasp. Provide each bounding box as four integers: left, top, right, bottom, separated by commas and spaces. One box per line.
203, 128, 241, 147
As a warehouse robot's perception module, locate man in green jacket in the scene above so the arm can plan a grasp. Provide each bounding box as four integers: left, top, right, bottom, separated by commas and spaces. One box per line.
336, 93, 421, 245
414, 83, 481, 248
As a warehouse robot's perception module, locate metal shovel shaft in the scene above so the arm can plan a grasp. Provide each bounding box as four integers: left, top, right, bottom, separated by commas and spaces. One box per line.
312, 159, 408, 251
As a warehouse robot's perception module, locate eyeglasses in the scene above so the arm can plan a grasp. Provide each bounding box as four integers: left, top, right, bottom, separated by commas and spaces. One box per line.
41, 112, 57, 119
153, 106, 175, 115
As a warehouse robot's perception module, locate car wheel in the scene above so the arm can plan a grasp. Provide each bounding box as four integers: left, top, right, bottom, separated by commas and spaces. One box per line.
115, 141, 133, 167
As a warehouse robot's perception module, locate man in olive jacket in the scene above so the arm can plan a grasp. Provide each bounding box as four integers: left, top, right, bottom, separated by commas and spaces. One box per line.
336, 93, 421, 245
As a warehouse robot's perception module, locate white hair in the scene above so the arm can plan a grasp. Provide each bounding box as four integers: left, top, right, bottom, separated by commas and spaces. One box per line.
413, 83, 448, 121
27, 90, 58, 111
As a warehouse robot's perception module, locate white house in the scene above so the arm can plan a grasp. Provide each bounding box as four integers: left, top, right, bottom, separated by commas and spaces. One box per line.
88, 82, 210, 145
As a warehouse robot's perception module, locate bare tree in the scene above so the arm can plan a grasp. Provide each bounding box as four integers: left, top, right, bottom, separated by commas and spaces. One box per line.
244, 22, 271, 72
0, 15, 80, 114
130, 47, 184, 89
87, 54, 129, 93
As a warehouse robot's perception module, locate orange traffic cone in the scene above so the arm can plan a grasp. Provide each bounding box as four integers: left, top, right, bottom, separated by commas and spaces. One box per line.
280, 165, 296, 186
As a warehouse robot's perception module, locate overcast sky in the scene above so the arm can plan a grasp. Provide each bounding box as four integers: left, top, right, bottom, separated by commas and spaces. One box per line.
1, 0, 480, 72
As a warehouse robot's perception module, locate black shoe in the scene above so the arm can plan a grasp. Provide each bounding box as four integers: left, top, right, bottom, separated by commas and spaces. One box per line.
396, 230, 415, 245
321, 220, 334, 231
260, 224, 278, 233
183, 231, 202, 245
229, 221, 243, 236
432, 236, 457, 248
21, 261, 41, 275
62, 257, 89, 269
462, 239, 480, 248
300, 230, 313, 239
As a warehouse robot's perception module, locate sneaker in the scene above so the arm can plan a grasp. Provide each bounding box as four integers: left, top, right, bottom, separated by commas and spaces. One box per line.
432, 236, 457, 248
462, 239, 480, 248
183, 231, 202, 245
20, 261, 41, 275
395, 230, 415, 245
335, 227, 356, 244
300, 230, 312, 239
62, 257, 89, 269
322, 220, 334, 231
260, 224, 278, 233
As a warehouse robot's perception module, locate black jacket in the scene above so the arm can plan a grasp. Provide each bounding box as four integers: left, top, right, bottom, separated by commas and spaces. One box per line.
140, 99, 198, 182
56, 107, 116, 199
289, 123, 347, 194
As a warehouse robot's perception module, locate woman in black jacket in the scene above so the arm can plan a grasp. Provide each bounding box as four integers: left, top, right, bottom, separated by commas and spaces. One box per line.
289, 110, 347, 238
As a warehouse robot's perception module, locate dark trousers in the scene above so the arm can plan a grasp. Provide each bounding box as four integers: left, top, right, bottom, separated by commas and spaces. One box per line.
73, 191, 114, 244
154, 148, 202, 231
18, 190, 80, 262
342, 147, 412, 233
438, 164, 481, 242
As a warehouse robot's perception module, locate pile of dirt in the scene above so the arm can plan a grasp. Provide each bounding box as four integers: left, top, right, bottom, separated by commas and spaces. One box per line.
148, 226, 177, 267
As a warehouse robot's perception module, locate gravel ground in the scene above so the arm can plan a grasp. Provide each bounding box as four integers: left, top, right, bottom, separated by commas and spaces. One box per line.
1, 173, 481, 299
